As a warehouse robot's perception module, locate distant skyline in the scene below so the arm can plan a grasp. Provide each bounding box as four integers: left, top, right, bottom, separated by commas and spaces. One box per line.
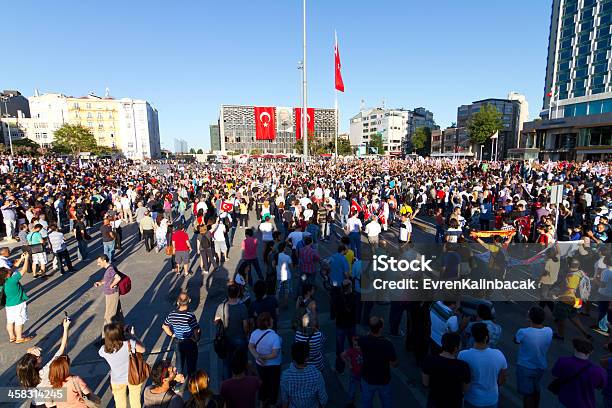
4, 0, 551, 150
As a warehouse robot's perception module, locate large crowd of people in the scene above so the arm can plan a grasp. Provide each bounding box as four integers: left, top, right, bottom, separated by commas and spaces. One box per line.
0, 155, 610, 407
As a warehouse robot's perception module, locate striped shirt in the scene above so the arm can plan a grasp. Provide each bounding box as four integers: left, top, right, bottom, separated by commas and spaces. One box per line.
163, 310, 198, 340
294, 330, 325, 371
298, 246, 320, 276
280, 363, 328, 408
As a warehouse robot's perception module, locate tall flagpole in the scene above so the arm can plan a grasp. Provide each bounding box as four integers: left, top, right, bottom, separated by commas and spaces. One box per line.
334, 30, 339, 160
302, 0, 308, 161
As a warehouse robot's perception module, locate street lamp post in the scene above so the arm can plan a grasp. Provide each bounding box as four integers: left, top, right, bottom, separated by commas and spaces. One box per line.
301, 0, 308, 162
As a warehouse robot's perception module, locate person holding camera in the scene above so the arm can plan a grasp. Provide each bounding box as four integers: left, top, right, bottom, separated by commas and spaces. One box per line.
1, 251, 34, 343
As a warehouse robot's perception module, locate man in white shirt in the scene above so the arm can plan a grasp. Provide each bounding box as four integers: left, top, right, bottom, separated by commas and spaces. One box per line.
364, 216, 382, 249
346, 213, 363, 259
259, 215, 275, 243
276, 242, 293, 307
399, 214, 412, 247
459, 323, 507, 408
514, 306, 552, 408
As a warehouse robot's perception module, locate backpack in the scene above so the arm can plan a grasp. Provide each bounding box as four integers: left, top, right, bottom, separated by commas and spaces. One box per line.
116, 267, 131, 296
213, 302, 231, 359
200, 232, 212, 249
575, 270, 591, 301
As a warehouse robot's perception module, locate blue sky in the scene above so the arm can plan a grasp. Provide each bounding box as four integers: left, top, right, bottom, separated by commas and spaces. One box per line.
5, 0, 551, 150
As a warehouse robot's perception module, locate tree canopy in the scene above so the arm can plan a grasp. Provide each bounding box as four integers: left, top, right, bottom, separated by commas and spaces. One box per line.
52, 124, 97, 155
467, 104, 503, 145
411, 127, 431, 155
369, 133, 384, 155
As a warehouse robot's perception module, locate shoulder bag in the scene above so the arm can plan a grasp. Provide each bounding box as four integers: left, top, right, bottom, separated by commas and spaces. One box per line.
71, 376, 102, 408
128, 340, 151, 385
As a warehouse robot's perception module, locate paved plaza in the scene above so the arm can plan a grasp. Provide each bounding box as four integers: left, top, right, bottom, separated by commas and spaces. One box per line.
0, 211, 607, 407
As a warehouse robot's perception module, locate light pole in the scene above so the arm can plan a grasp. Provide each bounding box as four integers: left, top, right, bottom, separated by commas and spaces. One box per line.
0, 96, 14, 156
479, 144, 484, 162
301, 0, 308, 162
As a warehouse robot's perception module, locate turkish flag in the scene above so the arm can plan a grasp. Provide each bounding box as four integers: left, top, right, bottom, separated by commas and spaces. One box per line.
350, 198, 362, 214
220, 201, 233, 212
335, 32, 344, 92
254, 107, 276, 140
295, 107, 315, 140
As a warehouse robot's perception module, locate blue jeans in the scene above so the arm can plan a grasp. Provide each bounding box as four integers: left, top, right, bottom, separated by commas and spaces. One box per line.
349, 232, 361, 259
361, 380, 391, 408
103, 240, 115, 263
348, 374, 361, 401
336, 326, 356, 357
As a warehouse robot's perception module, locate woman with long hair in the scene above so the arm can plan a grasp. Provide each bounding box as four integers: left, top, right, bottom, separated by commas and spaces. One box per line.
16, 317, 70, 407
49, 355, 99, 407
98, 323, 146, 408
185, 370, 220, 408
155, 214, 168, 252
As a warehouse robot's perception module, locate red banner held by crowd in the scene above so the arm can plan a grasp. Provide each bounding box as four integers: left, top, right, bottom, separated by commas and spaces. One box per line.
254, 107, 276, 140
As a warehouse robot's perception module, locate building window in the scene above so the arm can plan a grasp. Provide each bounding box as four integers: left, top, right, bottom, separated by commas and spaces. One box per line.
108, 112, 113, 119
88, 121, 93, 128
73, 103, 79, 109
86, 103, 91, 109
87, 112, 92, 119
98, 124, 104, 130
97, 113, 103, 119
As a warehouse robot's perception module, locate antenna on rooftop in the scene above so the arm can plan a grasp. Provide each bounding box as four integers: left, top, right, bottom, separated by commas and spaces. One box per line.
105, 87, 110, 98
360, 99, 365, 111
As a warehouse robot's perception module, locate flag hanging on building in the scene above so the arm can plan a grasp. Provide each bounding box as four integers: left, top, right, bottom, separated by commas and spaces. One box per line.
294, 107, 315, 140
254, 107, 276, 140
334, 31, 345, 92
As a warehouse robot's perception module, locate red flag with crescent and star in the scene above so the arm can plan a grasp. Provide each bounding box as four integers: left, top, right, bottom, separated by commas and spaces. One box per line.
294, 107, 315, 140
335, 32, 344, 92
254, 107, 276, 140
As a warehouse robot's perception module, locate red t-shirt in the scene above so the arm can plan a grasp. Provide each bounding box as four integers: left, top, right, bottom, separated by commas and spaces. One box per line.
172, 230, 190, 251
345, 347, 363, 376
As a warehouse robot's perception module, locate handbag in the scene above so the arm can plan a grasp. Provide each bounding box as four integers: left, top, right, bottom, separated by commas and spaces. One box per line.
548, 361, 592, 395
128, 340, 151, 385
71, 376, 101, 408
213, 302, 231, 359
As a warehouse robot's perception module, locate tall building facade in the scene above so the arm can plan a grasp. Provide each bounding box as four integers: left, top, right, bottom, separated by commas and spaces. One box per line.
349, 107, 436, 155
209, 123, 221, 151
519, 0, 612, 161
219, 105, 336, 154
174, 138, 189, 154
1, 92, 161, 158
0, 90, 30, 118
457, 98, 524, 160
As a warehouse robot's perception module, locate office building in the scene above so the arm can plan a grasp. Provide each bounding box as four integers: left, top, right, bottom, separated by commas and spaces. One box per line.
219, 105, 336, 154
0, 90, 30, 118
350, 106, 437, 155
457, 97, 524, 160
210, 123, 221, 151
517, 0, 612, 161
174, 138, 189, 154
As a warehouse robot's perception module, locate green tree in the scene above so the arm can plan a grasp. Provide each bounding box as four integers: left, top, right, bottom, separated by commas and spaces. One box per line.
412, 128, 428, 151
189, 148, 196, 154
369, 133, 384, 155
250, 148, 262, 155
467, 104, 503, 145
196, 148, 204, 154
338, 138, 352, 156
13, 138, 41, 155
52, 124, 97, 155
